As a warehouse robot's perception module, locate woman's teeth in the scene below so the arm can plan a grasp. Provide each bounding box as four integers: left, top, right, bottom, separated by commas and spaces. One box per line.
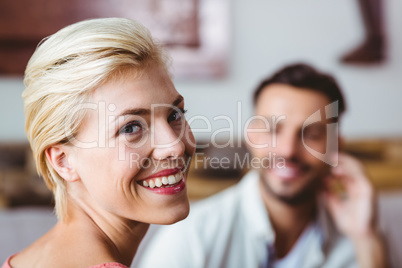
141, 172, 183, 188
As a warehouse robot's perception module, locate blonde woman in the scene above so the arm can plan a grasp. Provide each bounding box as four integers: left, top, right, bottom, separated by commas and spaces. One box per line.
2, 18, 195, 268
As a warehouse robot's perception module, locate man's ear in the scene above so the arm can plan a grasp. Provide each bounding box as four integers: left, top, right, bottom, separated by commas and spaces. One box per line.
45, 145, 79, 182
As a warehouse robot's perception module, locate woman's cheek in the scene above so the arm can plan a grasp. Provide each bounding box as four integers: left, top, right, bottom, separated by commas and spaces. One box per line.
185, 128, 196, 155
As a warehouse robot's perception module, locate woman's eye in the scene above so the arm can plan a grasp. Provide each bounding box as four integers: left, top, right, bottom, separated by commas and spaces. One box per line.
119, 122, 142, 135
168, 109, 187, 123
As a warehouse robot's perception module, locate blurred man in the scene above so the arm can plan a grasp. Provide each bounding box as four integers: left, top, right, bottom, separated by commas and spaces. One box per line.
137, 64, 388, 268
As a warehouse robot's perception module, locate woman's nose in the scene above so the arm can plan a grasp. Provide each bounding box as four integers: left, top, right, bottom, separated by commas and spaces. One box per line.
151, 124, 185, 160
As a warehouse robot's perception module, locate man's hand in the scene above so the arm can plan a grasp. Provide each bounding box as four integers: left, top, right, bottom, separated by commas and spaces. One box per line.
323, 153, 375, 238
323, 153, 388, 268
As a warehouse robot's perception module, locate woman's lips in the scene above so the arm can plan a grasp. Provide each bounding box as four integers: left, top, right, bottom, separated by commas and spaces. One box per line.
141, 166, 183, 180
143, 178, 186, 195
137, 167, 186, 195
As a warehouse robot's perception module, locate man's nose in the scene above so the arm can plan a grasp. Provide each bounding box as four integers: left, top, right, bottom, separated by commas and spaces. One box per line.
151, 123, 185, 160
275, 132, 299, 159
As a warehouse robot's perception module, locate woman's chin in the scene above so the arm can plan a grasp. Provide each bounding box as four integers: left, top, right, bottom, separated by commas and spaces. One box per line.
150, 202, 190, 225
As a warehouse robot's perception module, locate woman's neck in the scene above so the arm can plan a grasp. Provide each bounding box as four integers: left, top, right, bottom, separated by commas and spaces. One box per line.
61, 196, 150, 266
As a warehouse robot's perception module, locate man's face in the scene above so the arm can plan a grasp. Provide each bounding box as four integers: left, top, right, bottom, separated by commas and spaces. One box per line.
247, 84, 335, 205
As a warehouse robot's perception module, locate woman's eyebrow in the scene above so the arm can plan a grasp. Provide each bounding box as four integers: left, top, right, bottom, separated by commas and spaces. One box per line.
119, 108, 150, 117
117, 95, 184, 117
172, 95, 184, 107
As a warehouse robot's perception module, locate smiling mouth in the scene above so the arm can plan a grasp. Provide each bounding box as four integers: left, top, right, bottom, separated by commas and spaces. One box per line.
137, 170, 184, 189
269, 163, 310, 180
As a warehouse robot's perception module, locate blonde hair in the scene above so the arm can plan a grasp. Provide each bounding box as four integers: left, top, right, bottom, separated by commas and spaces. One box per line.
23, 17, 169, 219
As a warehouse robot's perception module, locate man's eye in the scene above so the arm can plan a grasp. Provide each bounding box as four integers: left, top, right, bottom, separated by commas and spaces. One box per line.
304, 130, 324, 140
119, 122, 142, 135
168, 109, 187, 123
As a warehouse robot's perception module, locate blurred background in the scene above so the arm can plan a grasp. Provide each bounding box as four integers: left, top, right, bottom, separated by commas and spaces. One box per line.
1, 0, 401, 264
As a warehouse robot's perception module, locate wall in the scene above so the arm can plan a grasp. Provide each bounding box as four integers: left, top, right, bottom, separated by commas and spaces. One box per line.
1, 0, 401, 142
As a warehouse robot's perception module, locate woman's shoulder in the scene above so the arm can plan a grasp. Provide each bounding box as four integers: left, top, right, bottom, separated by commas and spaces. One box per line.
2, 256, 129, 268
5, 254, 129, 268
6, 236, 126, 268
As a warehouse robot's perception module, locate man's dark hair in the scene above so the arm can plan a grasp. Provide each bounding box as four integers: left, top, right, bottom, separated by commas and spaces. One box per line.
253, 63, 346, 115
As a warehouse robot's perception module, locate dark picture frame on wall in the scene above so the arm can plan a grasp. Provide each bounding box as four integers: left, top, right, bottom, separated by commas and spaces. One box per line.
0, 0, 229, 79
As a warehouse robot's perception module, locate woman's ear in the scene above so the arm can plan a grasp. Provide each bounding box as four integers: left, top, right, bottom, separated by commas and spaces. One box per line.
45, 145, 80, 182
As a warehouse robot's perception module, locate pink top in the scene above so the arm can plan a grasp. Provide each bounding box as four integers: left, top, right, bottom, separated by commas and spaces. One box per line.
1, 255, 12, 268
2, 255, 129, 268
88, 263, 129, 268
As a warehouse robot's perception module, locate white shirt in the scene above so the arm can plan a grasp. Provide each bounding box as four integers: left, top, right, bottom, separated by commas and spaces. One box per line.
273, 223, 316, 268
136, 171, 358, 268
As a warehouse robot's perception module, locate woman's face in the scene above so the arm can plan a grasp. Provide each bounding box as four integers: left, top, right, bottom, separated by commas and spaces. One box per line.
67, 64, 195, 224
